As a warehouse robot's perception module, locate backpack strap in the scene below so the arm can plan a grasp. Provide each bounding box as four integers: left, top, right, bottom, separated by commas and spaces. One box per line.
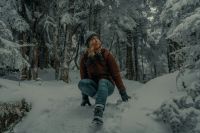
100, 48, 111, 77
101, 48, 110, 66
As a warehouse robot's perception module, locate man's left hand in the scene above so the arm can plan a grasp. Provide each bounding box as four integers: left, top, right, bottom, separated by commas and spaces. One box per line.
119, 90, 131, 102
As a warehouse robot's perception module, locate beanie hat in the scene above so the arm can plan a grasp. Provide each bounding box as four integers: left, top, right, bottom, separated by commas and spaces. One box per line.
84, 31, 99, 47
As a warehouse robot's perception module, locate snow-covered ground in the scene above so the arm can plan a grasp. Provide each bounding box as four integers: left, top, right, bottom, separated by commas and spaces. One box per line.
121, 72, 179, 133
0, 69, 178, 133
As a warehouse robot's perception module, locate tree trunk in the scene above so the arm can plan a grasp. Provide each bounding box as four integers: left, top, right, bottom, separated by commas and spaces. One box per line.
31, 41, 39, 80
61, 67, 69, 83
141, 44, 145, 81
60, 0, 77, 83
88, 3, 93, 31
19, 32, 29, 80
53, 27, 60, 80
93, 4, 101, 35
61, 26, 75, 83
153, 64, 157, 77
74, 32, 82, 70
133, 30, 139, 81
125, 31, 134, 80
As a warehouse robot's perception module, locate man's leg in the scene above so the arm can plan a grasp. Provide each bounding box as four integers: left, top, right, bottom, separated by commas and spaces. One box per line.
78, 79, 98, 97
93, 79, 115, 124
95, 79, 115, 106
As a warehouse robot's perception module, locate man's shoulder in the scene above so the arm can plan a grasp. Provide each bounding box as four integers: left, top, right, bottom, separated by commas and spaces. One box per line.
101, 48, 110, 55
101, 48, 113, 62
102, 48, 115, 57
80, 49, 88, 56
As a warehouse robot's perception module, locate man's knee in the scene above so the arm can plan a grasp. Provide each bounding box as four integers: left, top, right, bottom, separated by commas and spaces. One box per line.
78, 79, 89, 89
98, 79, 110, 87
78, 80, 83, 89
78, 79, 97, 97
98, 79, 114, 95
98, 79, 109, 91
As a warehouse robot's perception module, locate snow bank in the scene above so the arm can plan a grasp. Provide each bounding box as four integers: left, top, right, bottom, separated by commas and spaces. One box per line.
121, 71, 179, 133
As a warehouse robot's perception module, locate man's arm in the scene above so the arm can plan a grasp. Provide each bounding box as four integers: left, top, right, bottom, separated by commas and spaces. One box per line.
107, 52, 131, 101
107, 53, 126, 91
80, 55, 88, 79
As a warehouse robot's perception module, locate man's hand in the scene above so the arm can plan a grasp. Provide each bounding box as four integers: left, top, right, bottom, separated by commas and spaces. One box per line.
81, 100, 91, 106
81, 93, 91, 106
119, 90, 131, 102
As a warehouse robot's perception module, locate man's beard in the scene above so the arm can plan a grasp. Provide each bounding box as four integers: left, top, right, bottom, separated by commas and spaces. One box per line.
87, 42, 102, 57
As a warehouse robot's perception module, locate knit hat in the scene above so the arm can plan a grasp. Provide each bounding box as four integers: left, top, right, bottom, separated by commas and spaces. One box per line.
84, 31, 99, 47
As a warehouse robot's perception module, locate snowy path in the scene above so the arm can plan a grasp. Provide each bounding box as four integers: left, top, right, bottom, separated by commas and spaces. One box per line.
0, 79, 140, 133
0, 70, 178, 133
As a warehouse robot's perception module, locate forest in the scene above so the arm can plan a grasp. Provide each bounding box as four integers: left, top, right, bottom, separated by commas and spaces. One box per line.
0, 0, 200, 133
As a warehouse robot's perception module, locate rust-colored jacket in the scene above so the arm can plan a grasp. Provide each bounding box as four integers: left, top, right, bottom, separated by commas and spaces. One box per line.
80, 48, 126, 91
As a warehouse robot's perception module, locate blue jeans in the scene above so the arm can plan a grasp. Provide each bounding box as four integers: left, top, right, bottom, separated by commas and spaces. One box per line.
78, 79, 115, 106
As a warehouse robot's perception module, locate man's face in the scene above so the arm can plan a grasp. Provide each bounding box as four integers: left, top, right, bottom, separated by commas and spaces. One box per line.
87, 36, 102, 57
88, 36, 101, 48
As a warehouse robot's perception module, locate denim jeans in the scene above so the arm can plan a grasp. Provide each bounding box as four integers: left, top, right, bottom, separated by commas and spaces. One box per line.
78, 79, 115, 106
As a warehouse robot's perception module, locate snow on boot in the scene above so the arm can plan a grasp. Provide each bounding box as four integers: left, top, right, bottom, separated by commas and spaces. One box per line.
81, 93, 91, 106
92, 104, 104, 125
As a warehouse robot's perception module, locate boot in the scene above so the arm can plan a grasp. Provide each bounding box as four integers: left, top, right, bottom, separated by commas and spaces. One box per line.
92, 104, 104, 125
81, 93, 91, 106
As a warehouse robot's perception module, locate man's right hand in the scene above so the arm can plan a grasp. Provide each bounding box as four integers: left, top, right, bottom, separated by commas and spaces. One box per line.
81, 93, 92, 106
81, 100, 91, 106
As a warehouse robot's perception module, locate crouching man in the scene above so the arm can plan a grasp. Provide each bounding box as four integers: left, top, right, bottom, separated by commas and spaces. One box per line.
78, 31, 131, 125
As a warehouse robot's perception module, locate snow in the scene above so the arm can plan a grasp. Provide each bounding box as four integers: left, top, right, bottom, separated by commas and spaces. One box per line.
61, 13, 73, 25
0, 37, 29, 70
94, 0, 105, 6
165, 0, 200, 11
118, 16, 137, 31
0, 20, 13, 40
11, 16, 30, 33
167, 7, 200, 45
0, 37, 20, 48
9, 10, 30, 33
121, 71, 179, 133
0, 69, 179, 133
160, 0, 200, 26
0, 48, 11, 54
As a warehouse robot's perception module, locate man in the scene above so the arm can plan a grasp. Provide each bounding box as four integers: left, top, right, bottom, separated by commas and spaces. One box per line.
78, 31, 131, 125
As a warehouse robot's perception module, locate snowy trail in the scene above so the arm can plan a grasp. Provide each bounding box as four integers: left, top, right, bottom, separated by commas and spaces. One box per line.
0, 79, 140, 133
0, 70, 178, 133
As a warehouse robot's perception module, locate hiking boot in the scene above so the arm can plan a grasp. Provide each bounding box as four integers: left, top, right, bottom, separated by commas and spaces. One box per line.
92, 104, 104, 125
81, 93, 91, 106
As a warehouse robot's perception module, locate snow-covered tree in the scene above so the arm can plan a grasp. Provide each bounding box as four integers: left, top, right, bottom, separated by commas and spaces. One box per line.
151, 0, 200, 132
100, 0, 151, 81
0, 0, 29, 72
156, 0, 200, 90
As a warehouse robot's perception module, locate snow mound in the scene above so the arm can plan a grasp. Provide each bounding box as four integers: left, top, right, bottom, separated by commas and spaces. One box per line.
121, 71, 179, 133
